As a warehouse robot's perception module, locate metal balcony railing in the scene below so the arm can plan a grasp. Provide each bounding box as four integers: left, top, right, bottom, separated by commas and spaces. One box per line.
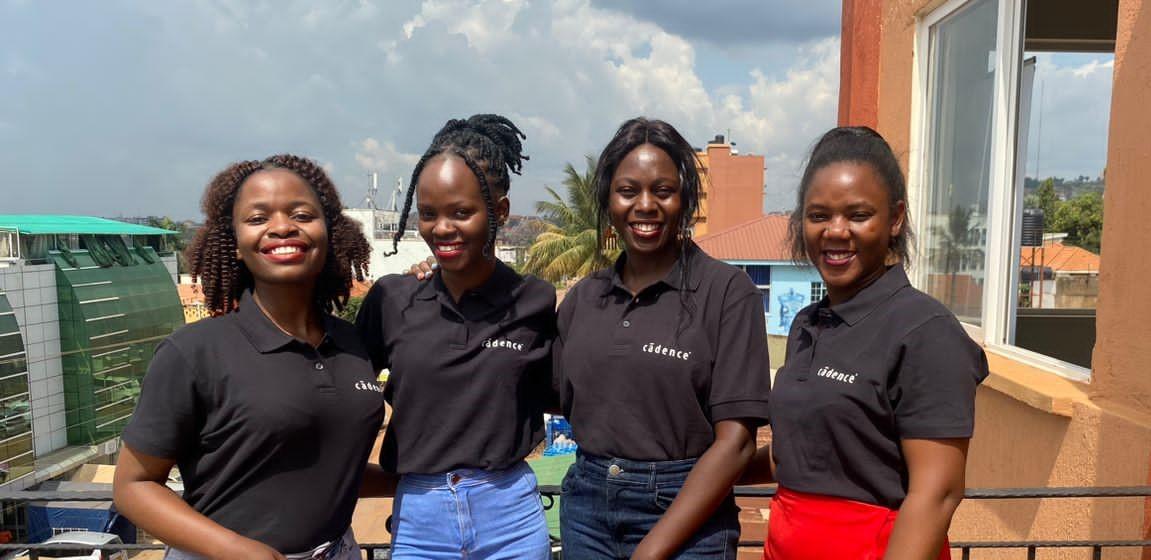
0, 485, 1147, 558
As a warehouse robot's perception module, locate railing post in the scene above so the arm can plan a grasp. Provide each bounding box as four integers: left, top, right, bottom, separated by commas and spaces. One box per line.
1027, 546, 1036, 560
1093, 545, 1102, 560
961, 546, 970, 560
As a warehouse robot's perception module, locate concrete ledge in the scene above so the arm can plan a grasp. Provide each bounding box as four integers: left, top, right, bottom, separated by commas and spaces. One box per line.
982, 350, 1092, 418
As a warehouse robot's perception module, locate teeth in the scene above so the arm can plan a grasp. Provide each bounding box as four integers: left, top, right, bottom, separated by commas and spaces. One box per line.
270, 246, 301, 255
632, 223, 660, 233
437, 244, 462, 252
826, 252, 853, 260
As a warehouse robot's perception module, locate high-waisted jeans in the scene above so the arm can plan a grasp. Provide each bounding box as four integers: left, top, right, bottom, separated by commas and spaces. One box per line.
560, 452, 740, 559
390, 460, 551, 559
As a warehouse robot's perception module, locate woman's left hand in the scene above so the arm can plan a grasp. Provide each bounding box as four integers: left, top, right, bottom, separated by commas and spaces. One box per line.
403, 256, 438, 280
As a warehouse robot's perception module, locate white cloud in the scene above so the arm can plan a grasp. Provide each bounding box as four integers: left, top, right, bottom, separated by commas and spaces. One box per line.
1, 0, 841, 216
401, 0, 528, 51
1023, 53, 1114, 180
355, 138, 421, 177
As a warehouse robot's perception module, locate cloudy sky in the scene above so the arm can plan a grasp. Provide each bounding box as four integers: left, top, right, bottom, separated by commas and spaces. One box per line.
0, 0, 1112, 220
1022, 52, 1114, 182
0, 0, 841, 218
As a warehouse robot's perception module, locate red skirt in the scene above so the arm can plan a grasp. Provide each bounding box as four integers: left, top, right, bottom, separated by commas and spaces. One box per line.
764, 487, 950, 560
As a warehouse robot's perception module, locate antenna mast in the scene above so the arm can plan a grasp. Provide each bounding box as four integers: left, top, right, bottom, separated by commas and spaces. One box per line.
362, 172, 379, 210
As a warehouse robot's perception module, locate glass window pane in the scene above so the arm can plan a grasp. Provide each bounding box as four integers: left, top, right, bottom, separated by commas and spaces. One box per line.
921, 0, 999, 325
1011, 49, 1112, 369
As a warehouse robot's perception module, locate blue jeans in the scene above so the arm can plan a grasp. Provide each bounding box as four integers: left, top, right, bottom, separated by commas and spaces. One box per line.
560, 452, 740, 559
390, 460, 551, 559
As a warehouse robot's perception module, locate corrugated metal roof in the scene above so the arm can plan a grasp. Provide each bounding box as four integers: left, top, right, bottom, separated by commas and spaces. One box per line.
0, 215, 175, 235
695, 214, 791, 261
1020, 242, 1101, 273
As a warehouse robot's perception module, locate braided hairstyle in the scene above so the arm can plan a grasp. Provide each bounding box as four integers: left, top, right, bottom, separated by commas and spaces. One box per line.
187, 154, 371, 316
387, 114, 528, 258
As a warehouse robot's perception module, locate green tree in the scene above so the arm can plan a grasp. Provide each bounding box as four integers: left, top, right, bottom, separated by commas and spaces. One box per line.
1025, 178, 1060, 221
336, 295, 364, 322
1050, 191, 1104, 253
146, 216, 189, 274
523, 156, 618, 282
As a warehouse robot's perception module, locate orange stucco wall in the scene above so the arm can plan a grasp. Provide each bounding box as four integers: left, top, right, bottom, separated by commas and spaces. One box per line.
1094, 0, 1151, 413
838, 0, 882, 127
695, 145, 764, 237
840, 0, 1151, 555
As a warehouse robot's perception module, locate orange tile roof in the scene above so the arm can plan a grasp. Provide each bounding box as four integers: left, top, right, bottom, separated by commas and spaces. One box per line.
1019, 242, 1100, 273
177, 282, 204, 304
350, 280, 373, 298
694, 214, 790, 261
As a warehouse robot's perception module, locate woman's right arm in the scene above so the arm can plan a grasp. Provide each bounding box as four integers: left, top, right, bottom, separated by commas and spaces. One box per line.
737, 444, 775, 485
358, 463, 400, 497
113, 445, 286, 560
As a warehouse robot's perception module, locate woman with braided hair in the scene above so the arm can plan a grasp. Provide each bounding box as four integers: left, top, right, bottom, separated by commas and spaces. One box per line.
355, 114, 555, 558
114, 155, 383, 560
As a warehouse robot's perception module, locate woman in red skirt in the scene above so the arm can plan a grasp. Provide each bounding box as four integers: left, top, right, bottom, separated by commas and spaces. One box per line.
741, 127, 988, 559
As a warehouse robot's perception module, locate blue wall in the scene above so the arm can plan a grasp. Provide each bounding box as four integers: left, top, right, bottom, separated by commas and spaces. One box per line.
767, 265, 823, 336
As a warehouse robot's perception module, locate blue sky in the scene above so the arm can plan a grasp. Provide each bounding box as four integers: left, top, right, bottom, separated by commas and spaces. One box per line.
1022, 52, 1114, 182
0, 1, 1113, 220
0, 0, 841, 218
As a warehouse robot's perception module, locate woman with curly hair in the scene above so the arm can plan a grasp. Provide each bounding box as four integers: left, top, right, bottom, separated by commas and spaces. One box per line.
113, 154, 383, 560
355, 114, 555, 559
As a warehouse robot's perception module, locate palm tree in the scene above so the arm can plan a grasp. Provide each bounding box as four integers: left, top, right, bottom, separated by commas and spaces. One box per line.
932, 204, 982, 310
524, 156, 618, 282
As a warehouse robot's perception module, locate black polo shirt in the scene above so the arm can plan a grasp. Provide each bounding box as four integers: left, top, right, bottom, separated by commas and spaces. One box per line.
355, 261, 556, 474
555, 243, 772, 461
770, 265, 989, 509
122, 291, 385, 553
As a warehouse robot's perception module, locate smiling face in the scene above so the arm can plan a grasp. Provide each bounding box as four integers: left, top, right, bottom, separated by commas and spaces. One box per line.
416, 154, 508, 278
232, 168, 329, 292
802, 161, 905, 304
608, 143, 684, 261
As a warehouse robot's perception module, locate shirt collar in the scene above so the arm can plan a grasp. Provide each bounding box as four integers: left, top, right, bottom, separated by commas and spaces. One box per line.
603, 242, 704, 296
415, 260, 520, 310
234, 289, 345, 353
824, 265, 910, 326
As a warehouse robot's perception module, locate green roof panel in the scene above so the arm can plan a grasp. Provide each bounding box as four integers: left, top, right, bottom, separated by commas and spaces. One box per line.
0, 215, 176, 235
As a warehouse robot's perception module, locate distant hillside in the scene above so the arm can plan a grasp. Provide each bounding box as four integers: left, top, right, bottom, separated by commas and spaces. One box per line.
497, 215, 548, 246
1024, 175, 1104, 201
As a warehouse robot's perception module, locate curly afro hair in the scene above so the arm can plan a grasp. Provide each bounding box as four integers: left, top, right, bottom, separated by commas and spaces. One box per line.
186, 154, 371, 316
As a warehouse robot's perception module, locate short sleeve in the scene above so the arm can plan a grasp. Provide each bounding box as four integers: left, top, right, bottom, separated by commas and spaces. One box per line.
893, 315, 989, 439
354, 280, 390, 373
121, 339, 203, 459
708, 275, 772, 425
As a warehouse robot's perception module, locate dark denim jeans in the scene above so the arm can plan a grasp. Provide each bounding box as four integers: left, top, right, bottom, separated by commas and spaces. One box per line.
559, 452, 740, 559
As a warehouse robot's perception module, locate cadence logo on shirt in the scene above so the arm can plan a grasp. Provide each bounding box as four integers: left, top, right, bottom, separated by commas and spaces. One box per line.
815, 365, 857, 384
482, 337, 525, 351
642, 342, 692, 361
354, 380, 384, 393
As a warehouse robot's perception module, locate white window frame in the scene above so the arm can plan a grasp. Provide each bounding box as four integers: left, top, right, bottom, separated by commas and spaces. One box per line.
0, 229, 18, 261
913, 0, 1090, 381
